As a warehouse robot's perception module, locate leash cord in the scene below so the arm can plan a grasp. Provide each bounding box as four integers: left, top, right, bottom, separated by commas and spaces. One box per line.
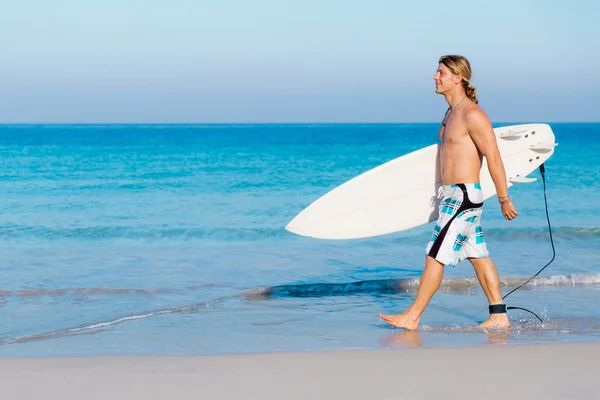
502, 164, 555, 323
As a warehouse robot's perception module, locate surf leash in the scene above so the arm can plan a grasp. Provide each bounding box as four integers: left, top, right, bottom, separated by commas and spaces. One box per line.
501, 163, 555, 323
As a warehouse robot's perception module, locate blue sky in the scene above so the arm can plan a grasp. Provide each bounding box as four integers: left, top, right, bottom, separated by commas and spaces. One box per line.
1, 0, 598, 123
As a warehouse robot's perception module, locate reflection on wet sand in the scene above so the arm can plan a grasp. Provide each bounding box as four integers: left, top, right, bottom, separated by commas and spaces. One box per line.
380, 326, 512, 348
380, 330, 423, 349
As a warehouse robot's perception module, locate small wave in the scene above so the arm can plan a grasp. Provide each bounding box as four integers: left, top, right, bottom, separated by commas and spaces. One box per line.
0, 225, 597, 241
4, 273, 600, 346
0, 297, 223, 345
243, 273, 600, 299
0, 225, 284, 241
0, 286, 225, 298
482, 226, 600, 241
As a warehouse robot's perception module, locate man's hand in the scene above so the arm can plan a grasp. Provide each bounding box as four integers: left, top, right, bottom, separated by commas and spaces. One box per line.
501, 201, 519, 220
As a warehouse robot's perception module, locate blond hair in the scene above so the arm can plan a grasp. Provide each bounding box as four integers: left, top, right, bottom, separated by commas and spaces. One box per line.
439, 55, 478, 104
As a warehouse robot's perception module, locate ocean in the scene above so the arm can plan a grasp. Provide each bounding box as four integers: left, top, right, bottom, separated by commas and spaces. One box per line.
1, 123, 599, 356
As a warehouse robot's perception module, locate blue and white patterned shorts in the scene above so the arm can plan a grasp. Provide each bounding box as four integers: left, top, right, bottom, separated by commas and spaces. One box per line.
425, 183, 490, 267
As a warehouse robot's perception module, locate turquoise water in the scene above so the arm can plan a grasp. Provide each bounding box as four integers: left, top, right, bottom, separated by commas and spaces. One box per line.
1, 123, 599, 356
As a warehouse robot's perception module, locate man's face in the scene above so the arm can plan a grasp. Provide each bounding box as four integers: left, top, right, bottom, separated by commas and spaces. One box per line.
433, 63, 457, 94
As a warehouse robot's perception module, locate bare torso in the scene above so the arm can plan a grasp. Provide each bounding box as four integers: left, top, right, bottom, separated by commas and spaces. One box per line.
439, 100, 483, 184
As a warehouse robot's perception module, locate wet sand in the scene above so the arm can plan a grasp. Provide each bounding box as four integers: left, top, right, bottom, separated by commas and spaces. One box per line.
1, 341, 599, 400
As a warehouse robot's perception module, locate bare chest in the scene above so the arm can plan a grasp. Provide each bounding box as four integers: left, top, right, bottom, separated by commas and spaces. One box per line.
439, 114, 467, 146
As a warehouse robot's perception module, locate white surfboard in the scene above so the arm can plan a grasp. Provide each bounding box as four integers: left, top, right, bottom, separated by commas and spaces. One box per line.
285, 123, 557, 240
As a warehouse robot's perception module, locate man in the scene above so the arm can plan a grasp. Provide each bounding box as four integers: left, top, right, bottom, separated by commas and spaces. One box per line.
379, 55, 518, 330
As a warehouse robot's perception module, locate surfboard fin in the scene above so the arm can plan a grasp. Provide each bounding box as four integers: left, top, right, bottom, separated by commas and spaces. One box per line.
509, 175, 537, 183
530, 141, 558, 152
500, 129, 528, 138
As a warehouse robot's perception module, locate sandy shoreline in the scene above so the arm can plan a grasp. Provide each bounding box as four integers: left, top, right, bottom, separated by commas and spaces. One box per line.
1, 341, 598, 400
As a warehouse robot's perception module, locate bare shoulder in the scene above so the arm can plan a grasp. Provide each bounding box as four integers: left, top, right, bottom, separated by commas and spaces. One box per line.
464, 105, 493, 137
462, 103, 499, 156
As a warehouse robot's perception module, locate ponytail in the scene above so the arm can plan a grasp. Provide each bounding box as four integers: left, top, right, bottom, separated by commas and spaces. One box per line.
463, 81, 478, 104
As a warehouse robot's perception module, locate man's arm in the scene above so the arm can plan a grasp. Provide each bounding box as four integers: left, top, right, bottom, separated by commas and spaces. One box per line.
465, 109, 518, 220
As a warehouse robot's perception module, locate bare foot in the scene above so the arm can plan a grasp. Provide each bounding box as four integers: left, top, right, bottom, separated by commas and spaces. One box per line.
378, 312, 420, 330
479, 314, 511, 329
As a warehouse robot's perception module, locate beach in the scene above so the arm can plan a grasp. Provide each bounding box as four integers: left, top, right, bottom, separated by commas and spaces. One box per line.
1, 124, 599, 399
3, 0, 599, 397
2, 342, 598, 400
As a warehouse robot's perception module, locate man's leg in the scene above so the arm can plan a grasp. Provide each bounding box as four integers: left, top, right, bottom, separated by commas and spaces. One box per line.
468, 257, 511, 328
379, 255, 444, 330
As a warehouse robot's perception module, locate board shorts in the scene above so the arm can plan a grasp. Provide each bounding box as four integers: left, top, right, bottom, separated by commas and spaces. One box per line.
425, 183, 490, 267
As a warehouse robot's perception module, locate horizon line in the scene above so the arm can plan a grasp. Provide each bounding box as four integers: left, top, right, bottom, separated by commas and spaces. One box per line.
1, 121, 598, 126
